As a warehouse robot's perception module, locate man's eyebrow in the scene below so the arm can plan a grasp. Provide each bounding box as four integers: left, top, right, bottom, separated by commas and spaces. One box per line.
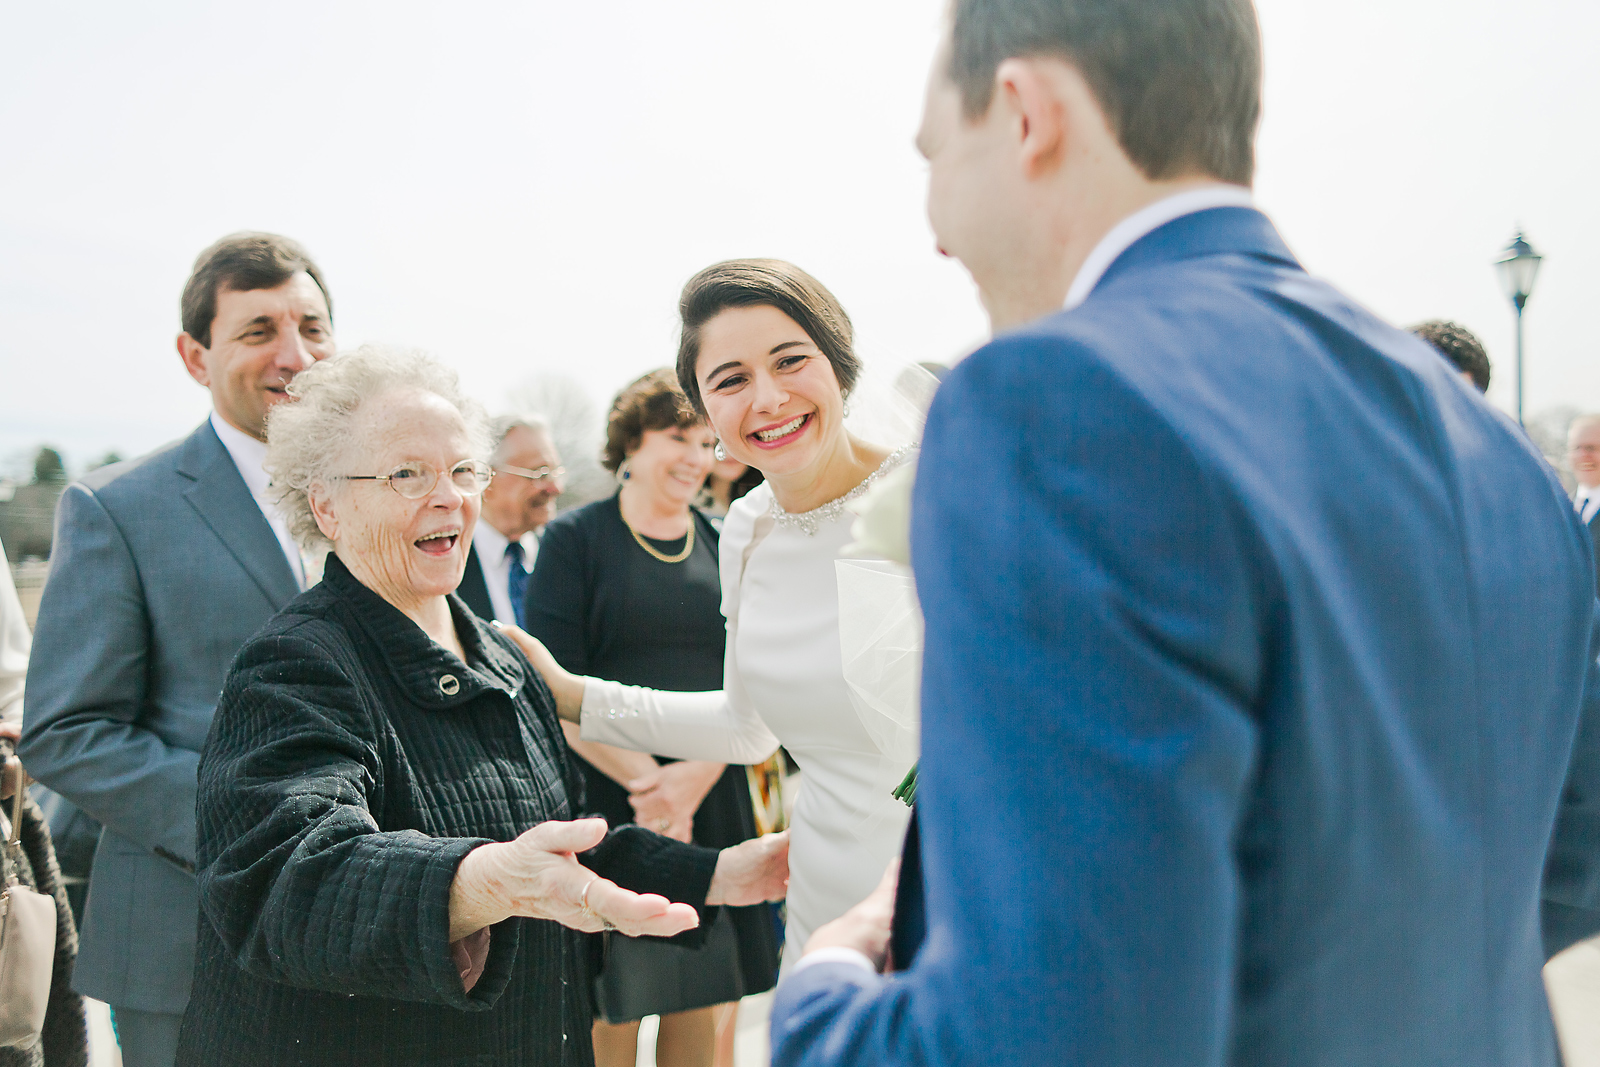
769, 341, 807, 355
233, 315, 276, 334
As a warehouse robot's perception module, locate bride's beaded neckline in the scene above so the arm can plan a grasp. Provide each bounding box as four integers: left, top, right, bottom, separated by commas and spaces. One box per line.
767, 446, 914, 537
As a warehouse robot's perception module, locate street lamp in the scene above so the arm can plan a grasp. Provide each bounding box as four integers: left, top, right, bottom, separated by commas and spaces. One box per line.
1494, 230, 1543, 426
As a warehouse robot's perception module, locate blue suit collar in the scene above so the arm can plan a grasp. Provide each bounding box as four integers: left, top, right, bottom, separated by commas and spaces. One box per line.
1094, 206, 1300, 296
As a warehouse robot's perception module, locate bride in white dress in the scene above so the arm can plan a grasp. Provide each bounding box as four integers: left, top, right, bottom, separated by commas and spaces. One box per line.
509, 259, 924, 963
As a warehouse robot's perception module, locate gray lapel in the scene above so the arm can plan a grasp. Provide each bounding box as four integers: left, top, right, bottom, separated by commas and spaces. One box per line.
175, 421, 300, 610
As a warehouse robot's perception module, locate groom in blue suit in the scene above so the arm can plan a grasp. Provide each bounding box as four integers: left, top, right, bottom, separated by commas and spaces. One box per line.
771, 2, 1600, 1064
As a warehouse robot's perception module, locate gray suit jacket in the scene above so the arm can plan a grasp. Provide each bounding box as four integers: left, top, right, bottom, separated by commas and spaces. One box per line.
19, 420, 298, 1013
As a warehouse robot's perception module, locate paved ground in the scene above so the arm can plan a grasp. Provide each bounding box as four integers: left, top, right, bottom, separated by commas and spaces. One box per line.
83, 994, 776, 1067
83, 948, 1598, 1066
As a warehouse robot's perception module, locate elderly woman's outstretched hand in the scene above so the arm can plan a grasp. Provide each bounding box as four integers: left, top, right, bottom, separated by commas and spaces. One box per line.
492, 621, 585, 722
449, 817, 700, 942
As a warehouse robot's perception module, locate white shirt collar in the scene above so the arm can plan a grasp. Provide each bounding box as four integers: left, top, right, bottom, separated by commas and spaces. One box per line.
1063, 184, 1256, 310
209, 411, 306, 588
470, 519, 537, 624
472, 520, 512, 563
209, 410, 271, 500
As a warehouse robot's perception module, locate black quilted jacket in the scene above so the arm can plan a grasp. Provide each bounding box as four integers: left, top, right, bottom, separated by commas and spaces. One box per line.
174, 554, 719, 1066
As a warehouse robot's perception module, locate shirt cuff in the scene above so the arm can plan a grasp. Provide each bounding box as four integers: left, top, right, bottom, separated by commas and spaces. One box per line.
790, 947, 876, 976
579, 677, 605, 721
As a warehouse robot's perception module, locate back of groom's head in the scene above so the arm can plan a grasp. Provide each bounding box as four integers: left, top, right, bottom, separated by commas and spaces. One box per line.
948, 0, 1261, 185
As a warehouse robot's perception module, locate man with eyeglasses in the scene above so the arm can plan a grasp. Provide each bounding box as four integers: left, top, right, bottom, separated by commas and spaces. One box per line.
20, 232, 333, 1067
456, 415, 566, 625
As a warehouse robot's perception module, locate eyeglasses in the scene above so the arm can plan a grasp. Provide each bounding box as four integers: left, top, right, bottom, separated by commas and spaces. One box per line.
338, 460, 494, 499
496, 463, 567, 484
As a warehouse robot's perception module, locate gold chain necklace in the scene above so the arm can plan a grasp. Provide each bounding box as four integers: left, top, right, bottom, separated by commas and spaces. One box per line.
621, 511, 695, 564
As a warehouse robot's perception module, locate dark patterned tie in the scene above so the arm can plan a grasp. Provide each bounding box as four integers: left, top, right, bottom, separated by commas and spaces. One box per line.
505, 541, 530, 628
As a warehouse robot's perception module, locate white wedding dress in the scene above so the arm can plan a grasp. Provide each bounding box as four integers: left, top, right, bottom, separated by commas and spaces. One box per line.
580, 450, 918, 964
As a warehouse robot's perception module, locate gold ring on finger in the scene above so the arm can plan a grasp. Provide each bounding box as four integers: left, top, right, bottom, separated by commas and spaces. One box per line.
579, 877, 616, 932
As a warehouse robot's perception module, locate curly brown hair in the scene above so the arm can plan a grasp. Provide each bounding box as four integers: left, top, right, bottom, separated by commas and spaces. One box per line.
601, 368, 706, 473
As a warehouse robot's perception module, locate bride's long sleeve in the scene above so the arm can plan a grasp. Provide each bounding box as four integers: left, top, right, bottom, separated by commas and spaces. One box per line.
579, 677, 781, 764
579, 492, 784, 766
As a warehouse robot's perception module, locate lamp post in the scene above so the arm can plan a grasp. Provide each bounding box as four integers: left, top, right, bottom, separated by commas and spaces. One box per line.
1494, 230, 1543, 426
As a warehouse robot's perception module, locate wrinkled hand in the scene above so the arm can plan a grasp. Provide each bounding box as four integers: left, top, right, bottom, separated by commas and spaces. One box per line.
492, 621, 584, 722
449, 817, 700, 942
804, 859, 898, 972
0, 721, 22, 802
706, 830, 789, 907
628, 761, 726, 843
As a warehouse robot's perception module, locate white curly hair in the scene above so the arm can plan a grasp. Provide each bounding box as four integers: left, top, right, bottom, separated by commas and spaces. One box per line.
265, 344, 491, 551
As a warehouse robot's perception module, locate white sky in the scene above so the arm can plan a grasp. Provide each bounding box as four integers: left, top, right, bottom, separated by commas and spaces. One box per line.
2, 0, 1596, 475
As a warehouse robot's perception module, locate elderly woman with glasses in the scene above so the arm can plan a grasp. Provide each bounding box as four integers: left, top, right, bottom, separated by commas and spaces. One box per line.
173, 346, 788, 1067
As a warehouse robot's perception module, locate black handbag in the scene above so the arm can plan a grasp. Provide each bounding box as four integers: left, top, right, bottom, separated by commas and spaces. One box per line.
591, 908, 745, 1024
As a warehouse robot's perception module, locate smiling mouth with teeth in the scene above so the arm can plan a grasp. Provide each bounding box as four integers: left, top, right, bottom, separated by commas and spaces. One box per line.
753, 414, 809, 443
415, 529, 461, 556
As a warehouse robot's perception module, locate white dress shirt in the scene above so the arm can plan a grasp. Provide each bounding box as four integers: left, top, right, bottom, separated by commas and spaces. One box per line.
470, 520, 538, 625
210, 411, 306, 590
1063, 184, 1256, 310
1576, 485, 1600, 525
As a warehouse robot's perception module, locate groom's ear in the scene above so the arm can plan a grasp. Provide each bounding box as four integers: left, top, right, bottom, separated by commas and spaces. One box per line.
994, 56, 1101, 181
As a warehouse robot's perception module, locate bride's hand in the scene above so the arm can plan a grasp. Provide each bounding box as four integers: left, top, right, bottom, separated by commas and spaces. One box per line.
492, 621, 585, 722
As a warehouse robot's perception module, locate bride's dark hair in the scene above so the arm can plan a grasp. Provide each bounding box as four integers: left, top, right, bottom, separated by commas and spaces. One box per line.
676, 259, 861, 415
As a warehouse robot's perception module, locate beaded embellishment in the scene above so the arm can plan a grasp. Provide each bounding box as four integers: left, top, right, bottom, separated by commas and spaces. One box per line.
767, 446, 914, 536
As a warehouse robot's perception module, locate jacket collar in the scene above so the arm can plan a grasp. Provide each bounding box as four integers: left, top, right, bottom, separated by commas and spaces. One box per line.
1094, 206, 1301, 297
175, 420, 300, 610
320, 552, 528, 710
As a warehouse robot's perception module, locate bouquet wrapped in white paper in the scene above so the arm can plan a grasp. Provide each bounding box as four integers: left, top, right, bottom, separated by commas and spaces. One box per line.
841, 458, 923, 804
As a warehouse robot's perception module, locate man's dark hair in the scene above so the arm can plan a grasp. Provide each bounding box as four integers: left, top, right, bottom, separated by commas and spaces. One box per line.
677, 259, 860, 416
180, 232, 332, 348
949, 0, 1262, 185
1409, 320, 1491, 393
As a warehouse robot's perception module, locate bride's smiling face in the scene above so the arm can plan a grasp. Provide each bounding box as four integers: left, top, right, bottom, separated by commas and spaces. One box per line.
695, 305, 846, 479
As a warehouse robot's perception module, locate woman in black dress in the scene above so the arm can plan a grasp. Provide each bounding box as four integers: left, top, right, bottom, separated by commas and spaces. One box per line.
525, 370, 781, 1067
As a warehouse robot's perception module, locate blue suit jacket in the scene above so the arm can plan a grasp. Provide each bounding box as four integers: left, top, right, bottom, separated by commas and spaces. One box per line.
771, 207, 1600, 1066
20, 421, 299, 1013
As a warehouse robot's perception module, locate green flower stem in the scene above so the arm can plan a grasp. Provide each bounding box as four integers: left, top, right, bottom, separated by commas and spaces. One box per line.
892, 762, 918, 806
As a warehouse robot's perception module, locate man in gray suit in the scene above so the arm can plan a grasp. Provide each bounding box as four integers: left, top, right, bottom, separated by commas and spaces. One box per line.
20, 232, 334, 1067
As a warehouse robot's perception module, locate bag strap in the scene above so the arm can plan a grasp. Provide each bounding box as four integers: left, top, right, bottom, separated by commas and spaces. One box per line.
1, 768, 23, 890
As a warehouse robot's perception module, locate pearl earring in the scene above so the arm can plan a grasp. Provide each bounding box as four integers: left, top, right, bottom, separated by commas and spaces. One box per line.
713, 441, 727, 462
